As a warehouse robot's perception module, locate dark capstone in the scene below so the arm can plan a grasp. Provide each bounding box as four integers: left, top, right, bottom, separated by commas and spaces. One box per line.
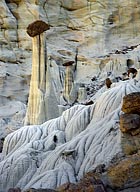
84, 100, 94, 105
26, 20, 50, 37
105, 78, 112, 88
62, 61, 75, 66
127, 68, 137, 78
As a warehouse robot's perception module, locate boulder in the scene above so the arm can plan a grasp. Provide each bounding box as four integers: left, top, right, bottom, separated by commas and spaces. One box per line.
121, 133, 138, 155
62, 61, 75, 67
26, 20, 50, 37
127, 68, 137, 78
57, 171, 106, 192
105, 78, 112, 89
120, 113, 140, 135
106, 154, 140, 190
121, 92, 140, 114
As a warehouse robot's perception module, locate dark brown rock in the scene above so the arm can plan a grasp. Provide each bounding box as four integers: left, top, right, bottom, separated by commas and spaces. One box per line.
93, 185, 106, 192
56, 183, 79, 192
106, 153, 140, 190
26, 20, 50, 37
127, 68, 137, 78
57, 171, 106, 192
105, 78, 112, 88
84, 100, 94, 105
120, 113, 140, 135
62, 61, 75, 67
121, 133, 138, 155
121, 92, 140, 114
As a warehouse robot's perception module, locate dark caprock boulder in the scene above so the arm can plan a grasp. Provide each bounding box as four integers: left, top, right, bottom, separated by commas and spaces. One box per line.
62, 61, 75, 66
105, 78, 112, 89
127, 68, 137, 78
26, 20, 50, 37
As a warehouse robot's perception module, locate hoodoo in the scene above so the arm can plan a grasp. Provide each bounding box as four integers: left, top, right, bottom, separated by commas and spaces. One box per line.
25, 20, 58, 125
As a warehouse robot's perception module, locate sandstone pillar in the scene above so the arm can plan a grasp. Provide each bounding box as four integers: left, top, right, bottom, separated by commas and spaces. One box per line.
77, 85, 87, 103
63, 61, 77, 105
25, 20, 58, 125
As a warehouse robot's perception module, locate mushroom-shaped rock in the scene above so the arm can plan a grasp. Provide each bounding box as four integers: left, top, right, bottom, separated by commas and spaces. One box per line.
120, 113, 140, 135
26, 20, 50, 37
121, 92, 140, 114
62, 61, 75, 66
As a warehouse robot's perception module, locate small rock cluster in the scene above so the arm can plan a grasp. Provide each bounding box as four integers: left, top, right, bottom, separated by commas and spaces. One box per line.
8, 173, 106, 192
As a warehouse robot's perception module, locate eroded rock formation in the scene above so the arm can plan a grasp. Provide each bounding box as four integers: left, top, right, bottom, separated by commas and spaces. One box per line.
1, 0, 140, 191
25, 20, 59, 125
0, 76, 140, 191
120, 92, 140, 156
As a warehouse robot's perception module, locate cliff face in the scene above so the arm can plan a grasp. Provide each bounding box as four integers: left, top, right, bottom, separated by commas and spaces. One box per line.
1, 0, 140, 98
1, 0, 140, 106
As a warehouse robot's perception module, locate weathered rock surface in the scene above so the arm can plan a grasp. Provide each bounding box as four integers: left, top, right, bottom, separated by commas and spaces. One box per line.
57, 172, 106, 192
121, 132, 140, 155
0, 79, 140, 191
105, 153, 140, 190
120, 92, 140, 156
121, 92, 140, 114
0, 101, 26, 138
120, 113, 140, 135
